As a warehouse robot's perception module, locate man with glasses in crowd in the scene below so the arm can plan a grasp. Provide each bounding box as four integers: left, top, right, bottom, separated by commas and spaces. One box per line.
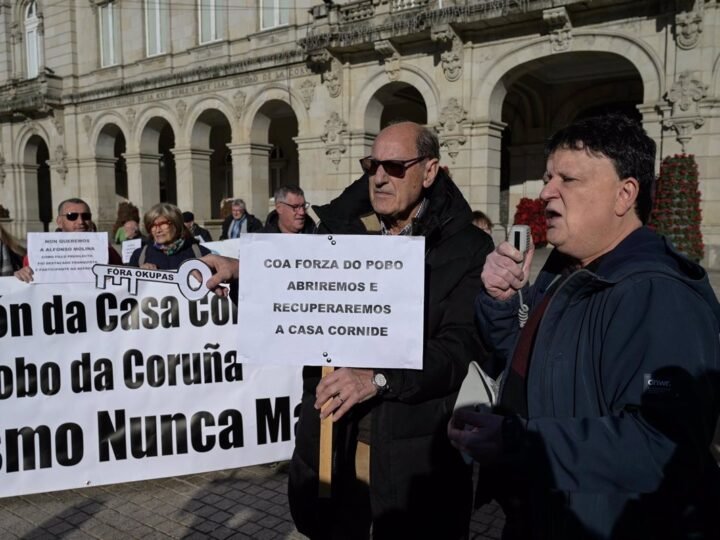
200, 122, 493, 538
283, 121, 494, 539
263, 185, 316, 234
219, 199, 263, 240
15, 197, 121, 282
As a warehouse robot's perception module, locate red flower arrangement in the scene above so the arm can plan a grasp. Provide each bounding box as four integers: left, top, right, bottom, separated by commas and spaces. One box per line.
649, 154, 704, 262
513, 197, 547, 247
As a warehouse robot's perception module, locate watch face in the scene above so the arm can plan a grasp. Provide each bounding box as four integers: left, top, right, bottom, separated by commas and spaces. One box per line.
374, 373, 387, 388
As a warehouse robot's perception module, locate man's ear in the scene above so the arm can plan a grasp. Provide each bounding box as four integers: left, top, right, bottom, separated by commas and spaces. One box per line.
422, 159, 440, 189
55, 214, 63, 229
616, 177, 639, 217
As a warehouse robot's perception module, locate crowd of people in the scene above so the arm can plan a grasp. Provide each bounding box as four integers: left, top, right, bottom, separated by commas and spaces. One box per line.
2, 115, 719, 540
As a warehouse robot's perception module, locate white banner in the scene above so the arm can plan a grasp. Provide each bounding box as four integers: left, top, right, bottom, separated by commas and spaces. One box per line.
237, 234, 425, 369
28, 232, 109, 283
0, 277, 302, 498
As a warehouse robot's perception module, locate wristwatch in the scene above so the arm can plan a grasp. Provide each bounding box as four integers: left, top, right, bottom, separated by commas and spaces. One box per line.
372, 371, 389, 396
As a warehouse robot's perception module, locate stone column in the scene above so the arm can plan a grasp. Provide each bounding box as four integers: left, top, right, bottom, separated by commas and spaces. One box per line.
77, 156, 117, 230
466, 120, 506, 228
294, 135, 328, 203
227, 142, 273, 219
172, 147, 213, 221
19, 163, 44, 232
123, 152, 161, 216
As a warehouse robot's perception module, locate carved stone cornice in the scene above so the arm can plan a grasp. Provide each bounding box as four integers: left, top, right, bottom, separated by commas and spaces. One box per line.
374, 40, 401, 81
662, 116, 704, 152
440, 37, 463, 82
49, 145, 68, 183
675, 3, 703, 50
662, 70, 708, 151
543, 6, 572, 52
0, 74, 62, 121
299, 79, 316, 110
665, 71, 708, 113
175, 100, 187, 126
232, 91, 246, 119
323, 60, 342, 99
321, 112, 347, 170
306, 48, 334, 73
435, 98, 467, 163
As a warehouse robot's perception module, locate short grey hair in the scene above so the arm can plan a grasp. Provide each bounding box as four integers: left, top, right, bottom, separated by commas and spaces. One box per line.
274, 185, 305, 203
415, 125, 440, 160
231, 199, 246, 210
58, 198, 90, 215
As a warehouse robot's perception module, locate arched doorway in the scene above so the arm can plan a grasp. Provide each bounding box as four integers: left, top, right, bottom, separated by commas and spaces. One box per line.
190, 109, 232, 219
499, 51, 642, 227
365, 82, 427, 135
23, 135, 51, 231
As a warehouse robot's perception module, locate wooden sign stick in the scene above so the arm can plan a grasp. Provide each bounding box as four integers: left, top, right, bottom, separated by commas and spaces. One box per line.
318, 365, 334, 498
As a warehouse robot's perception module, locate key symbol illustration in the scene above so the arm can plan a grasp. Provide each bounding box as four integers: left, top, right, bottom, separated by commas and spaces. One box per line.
92, 259, 213, 301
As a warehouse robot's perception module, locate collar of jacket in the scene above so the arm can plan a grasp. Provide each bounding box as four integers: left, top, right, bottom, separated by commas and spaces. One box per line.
410, 168, 473, 247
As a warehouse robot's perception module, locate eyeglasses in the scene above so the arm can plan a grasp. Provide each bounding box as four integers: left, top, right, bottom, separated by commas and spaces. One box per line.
63, 212, 92, 221
359, 156, 427, 177
278, 201, 310, 213
150, 219, 173, 230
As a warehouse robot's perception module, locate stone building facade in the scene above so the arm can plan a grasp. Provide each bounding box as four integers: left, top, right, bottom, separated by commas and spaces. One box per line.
0, 0, 718, 263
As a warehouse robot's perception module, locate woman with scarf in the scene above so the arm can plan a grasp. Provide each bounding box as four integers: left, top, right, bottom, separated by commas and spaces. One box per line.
128, 203, 210, 270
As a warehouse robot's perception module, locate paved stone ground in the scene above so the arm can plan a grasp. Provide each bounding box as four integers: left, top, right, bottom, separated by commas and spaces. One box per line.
0, 463, 505, 539
1, 247, 716, 540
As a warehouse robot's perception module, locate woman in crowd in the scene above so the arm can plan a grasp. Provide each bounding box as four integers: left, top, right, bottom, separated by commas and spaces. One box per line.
0, 224, 26, 276
128, 203, 210, 270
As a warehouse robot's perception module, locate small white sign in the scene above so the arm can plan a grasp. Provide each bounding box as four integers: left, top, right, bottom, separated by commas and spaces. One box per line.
237, 233, 425, 369
28, 232, 109, 283
121, 238, 142, 264
203, 238, 242, 258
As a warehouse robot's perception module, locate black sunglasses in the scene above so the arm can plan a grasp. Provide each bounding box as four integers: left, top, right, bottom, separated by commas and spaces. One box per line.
359, 156, 427, 178
63, 212, 92, 221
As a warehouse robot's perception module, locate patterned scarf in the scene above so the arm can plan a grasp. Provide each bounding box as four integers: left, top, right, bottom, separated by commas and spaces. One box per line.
155, 237, 185, 256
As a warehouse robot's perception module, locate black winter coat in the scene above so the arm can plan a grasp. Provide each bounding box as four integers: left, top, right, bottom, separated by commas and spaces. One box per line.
288, 171, 493, 539
219, 213, 263, 240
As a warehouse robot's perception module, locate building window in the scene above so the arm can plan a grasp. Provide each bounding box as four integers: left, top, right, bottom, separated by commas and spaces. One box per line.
198, 0, 222, 44
98, 2, 119, 67
24, 1, 43, 78
145, 0, 168, 56
261, 0, 289, 30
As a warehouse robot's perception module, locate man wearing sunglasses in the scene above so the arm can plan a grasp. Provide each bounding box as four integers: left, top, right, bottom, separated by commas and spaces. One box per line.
284, 121, 494, 539
263, 185, 316, 234
14, 197, 121, 282
199, 123, 493, 538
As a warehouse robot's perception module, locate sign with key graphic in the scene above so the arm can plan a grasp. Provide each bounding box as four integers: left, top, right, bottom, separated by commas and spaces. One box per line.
92, 259, 213, 301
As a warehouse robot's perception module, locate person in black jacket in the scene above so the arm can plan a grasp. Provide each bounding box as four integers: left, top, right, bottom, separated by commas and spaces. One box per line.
197, 124, 493, 538
182, 211, 212, 242
219, 199, 263, 240
452, 115, 720, 539
287, 122, 494, 540
263, 185, 316, 234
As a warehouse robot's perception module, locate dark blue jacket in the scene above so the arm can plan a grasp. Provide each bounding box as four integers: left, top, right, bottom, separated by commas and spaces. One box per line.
476, 227, 720, 539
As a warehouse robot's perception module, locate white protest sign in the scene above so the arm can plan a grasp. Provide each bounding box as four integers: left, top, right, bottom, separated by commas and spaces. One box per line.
121, 238, 142, 264
28, 232, 108, 283
236, 234, 425, 369
0, 277, 302, 498
203, 238, 242, 258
